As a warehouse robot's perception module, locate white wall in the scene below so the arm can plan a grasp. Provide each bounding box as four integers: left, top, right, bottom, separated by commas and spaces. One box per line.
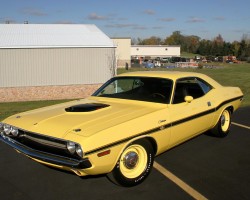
112, 38, 131, 68
131, 45, 180, 58
0, 47, 115, 87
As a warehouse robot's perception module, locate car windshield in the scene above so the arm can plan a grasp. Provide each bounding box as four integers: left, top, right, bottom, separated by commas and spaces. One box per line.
92, 77, 173, 104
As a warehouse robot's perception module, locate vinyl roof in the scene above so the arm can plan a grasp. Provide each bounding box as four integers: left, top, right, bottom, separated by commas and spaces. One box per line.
0, 24, 114, 48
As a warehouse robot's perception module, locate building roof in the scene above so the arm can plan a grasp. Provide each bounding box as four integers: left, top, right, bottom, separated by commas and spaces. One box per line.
0, 24, 114, 48
131, 45, 181, 47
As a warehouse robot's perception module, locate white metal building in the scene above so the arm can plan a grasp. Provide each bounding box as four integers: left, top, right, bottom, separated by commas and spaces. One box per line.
131, 45, 180, 58
111, 37, 131, 68
0, 24, 116, 102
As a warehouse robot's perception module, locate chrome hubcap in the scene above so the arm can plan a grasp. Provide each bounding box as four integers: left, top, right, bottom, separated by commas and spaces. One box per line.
123, 151, 139, 169
119, 144, 148, 179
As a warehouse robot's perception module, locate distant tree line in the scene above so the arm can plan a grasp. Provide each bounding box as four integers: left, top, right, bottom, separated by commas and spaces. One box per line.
132, 31, 250, 61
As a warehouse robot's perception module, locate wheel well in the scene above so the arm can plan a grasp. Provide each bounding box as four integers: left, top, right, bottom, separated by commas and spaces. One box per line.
133, 137, 158, 155
226, 106, 234, 114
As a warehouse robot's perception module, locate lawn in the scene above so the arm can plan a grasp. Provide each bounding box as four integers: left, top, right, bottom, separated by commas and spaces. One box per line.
0, 62, 249, 121
0, 100, 69, 121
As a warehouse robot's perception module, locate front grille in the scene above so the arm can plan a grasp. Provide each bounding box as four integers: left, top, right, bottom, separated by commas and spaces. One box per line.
14, 130, 79, 159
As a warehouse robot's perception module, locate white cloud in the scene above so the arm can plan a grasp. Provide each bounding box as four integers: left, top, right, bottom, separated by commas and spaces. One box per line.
186, 17, 205, 23
22, 8, 47, 16
159, 18, 175, 22
214, 16, 225, 21
143, 10, 155, 15
105, 23, 136, 28
87, 13, 109, 20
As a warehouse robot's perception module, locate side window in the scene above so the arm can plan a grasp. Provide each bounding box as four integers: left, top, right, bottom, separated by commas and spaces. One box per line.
196, 78, 213, 94
172, 81, 188, 104
172, 77, 209, 104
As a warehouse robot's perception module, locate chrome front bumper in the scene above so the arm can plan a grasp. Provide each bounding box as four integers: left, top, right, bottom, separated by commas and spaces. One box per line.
0, 134, 92, 169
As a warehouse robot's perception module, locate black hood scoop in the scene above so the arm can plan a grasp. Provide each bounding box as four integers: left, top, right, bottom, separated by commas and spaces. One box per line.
65, 103, 110, 112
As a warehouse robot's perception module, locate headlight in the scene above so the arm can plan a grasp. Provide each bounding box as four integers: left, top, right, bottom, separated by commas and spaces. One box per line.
0, 123, 3, 132
3, 124, 11, 135
76, 145, 83, 157
11, 127, 19, 137
67, 141, 76, 154
0, 123, 19, 137
67, 141, 84, 157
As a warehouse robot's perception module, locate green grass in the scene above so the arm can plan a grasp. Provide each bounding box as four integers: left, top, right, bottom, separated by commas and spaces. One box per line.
0, 63, 249, 121
181, 52, 201, 58
195, 64, 250, 106
0, 100, 69, 121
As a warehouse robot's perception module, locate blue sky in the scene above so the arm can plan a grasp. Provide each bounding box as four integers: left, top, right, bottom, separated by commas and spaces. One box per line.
1, 0, 250, 42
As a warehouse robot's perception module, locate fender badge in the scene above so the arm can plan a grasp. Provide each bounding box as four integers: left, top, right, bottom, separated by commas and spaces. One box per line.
73, 128, 81, 132
16, 116, 21, 119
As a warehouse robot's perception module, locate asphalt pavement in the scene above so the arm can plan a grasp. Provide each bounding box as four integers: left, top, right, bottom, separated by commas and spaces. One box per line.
0, 107, 249, 200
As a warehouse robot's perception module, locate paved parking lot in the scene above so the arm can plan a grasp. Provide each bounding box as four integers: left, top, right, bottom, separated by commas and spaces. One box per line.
0, 107, 249, 200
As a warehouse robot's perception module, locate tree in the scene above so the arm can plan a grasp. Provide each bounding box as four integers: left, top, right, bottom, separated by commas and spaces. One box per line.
222, 42, 233, 56
136, 37, 145, 45
210, 34, 224, 56
183, 35, 200, 53
214, 34, 224, 45
238, 39, 247, 60
164, 31, 184, 46
241, 34, 250, 44
196, 39, 212, 56
231, 41, 241, 57
136, 36, 163, 45
132, 32, 249, 58
240, 34, 250, 60
238, 39, 250, 60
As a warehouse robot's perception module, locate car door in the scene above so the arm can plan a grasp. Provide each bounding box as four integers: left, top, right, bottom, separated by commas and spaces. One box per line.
168, 77, 214, 148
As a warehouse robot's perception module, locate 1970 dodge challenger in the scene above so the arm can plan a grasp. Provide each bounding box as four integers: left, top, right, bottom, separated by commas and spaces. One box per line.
0, 71, 243, 186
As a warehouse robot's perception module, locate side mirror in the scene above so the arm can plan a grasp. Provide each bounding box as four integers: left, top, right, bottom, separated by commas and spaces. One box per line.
185, 96, 193, 103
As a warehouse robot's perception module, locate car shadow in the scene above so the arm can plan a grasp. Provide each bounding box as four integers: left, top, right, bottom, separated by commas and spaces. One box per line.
44, 164, 107, 180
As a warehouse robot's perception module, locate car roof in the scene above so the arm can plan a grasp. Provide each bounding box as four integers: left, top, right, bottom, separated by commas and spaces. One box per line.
116, 71, 222, 87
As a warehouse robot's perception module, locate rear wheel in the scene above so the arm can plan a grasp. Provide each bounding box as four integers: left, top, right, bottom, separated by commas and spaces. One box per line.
108, 139, 154, 187
211, 109, 231, 137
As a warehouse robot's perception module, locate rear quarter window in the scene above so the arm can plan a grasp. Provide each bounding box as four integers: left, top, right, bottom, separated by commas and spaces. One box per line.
197, 78, 213, 94
172, 77, 212, 104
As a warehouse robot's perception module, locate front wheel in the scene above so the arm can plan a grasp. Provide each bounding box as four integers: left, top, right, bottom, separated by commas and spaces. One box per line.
211, 109, 231, 137
107, 139, 154, 187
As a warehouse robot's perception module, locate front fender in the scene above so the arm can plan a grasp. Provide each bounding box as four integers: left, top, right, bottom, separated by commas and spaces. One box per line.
82, 135, 157, 176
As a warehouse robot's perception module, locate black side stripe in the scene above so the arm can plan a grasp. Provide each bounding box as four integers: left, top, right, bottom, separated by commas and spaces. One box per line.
84, 95, 243, 156
171, 108, 215, 127
215, 95, 243, 111
85, 125, 168, 156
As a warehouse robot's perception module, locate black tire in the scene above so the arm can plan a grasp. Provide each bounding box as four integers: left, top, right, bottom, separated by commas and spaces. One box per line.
211, 109, 231, 137
107, 139, 154, 187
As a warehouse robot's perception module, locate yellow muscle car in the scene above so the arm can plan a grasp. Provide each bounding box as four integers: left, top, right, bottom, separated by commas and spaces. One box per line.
0, 71, 243, 187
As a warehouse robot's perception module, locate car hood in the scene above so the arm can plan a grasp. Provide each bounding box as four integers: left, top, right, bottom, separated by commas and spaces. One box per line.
4, 97, 165, 139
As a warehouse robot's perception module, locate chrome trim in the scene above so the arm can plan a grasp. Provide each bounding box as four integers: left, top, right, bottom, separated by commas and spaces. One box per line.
0, 134, 91, 169
24, 134, 66, 148
1, 123, 81, 148
0, 123, 85, 157
123, 151, 139, 169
